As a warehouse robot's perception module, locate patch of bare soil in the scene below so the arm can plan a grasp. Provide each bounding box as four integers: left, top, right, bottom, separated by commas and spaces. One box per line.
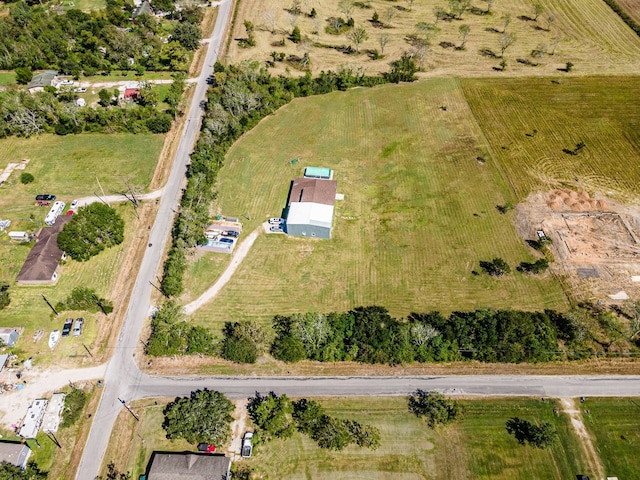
560, 398, 605, 479
227, 399, 249, 458
516, 190, 640, 303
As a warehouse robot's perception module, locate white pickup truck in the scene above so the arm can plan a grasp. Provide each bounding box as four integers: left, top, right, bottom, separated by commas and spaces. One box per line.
241, 432, 254, 458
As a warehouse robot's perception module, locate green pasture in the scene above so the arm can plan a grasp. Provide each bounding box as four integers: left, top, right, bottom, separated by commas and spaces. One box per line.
243, 397, 590, 479
462, 76, 640, 201
581, 397, 640, 479
187, 79, 567, 328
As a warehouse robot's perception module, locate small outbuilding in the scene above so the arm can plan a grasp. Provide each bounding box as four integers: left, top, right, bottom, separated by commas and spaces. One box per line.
27, 71, 59, 93
0, 328, 20, 347
144, 452, 231, 480
285, 177, 337, 239
304, 166, 333, 180
0, 442, 31, 469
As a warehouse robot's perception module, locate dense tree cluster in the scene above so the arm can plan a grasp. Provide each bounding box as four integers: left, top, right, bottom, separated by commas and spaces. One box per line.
161, 60, 416, 296
57, 203, 124, 261
0, 462, 47, 480
0, 87, 177, 138
0, 282, 10, 310
220, 320, 269, 363
505, 417, 557, 448
163, 389, 234, 445
146, 302, 215, 356
271, 306, 561, 364
248, 392, 381, 451
408, 390, 461, 428
0, 0, 202, 73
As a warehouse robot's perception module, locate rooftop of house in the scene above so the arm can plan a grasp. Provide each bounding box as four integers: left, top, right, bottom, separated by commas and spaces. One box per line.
16, 216, 71, 283
287, 177, 337, 207
146, 452, 231, 480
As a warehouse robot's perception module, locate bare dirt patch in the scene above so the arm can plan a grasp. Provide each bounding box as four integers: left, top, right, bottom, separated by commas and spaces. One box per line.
560, 398, 605, 479
516, 190, 640, 303
227, 399, 249, 458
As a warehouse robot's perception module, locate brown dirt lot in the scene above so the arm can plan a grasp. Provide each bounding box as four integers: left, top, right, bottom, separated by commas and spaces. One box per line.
516, 190, 640, 303
225, 0, 640, 77
616, 0, 640, 24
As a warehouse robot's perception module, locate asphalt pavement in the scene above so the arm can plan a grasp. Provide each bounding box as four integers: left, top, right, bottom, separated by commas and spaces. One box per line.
74, 2, 233, 478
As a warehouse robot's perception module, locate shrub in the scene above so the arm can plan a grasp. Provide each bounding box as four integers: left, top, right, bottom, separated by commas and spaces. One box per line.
0, 282, 10, 310
55, 287, 113, 314
479, 257, 511, 276
146, 113, 173, 133
20, 173, 34, 184
290, 25, 301, 43
408, 390, 461, 428
61, 387, 88, 428
506, 417, 557, 448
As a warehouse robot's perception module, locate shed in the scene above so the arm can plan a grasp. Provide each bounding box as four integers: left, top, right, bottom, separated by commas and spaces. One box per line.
145, 452, 231, 480
124, 88, 140, 99
285, 177, 337, 239
16, 216, 71, 285
304, 166, 333, 180
0, 328, 19, 347
0, 442, 31, 469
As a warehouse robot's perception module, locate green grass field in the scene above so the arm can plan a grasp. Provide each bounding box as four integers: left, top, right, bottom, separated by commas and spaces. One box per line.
187, 79, 568, 329
581, 398, 640, 479
100, 397, 592, 479
0, 71, 16, 86
462, 76, 640, 201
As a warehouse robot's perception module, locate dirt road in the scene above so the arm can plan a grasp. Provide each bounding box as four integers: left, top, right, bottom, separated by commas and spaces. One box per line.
560, 398, 605, 479
182, 228, 260, 315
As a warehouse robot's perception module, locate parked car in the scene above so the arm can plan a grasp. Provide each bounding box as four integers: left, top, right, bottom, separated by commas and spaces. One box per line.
219, 237, 233, 244
73, 318, 84, 337
70, 199, 79, 210
75, 87, 87, 93
241, 432, 253, 458
37, 201, 50, 207
224, 231, 239, 238
197, 443, 216, 453
36, 194, 56, 202
268, 218, 283, 225
270, 226, 283, 233
62, 318, 73, 337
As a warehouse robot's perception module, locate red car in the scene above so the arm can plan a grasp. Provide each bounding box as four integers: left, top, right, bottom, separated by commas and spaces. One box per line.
197, 443, 216, 453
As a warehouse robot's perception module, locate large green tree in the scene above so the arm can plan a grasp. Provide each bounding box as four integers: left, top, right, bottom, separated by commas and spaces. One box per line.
163, 389, 234, 445
0, 461, 47, 480
247, 392, 295, 441
57, 203, 125, 261
408, 390, 461, 428
171, 22, 202, 51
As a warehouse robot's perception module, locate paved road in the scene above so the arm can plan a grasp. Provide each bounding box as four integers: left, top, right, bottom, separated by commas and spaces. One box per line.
74, 2, 233, 478
133, 374, 640, 399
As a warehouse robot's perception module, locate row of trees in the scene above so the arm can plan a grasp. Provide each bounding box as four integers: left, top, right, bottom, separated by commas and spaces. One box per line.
159, 59, 416, 296
1, 0, 202, 74
248, 392, 381, 451
55, 287, 113, 315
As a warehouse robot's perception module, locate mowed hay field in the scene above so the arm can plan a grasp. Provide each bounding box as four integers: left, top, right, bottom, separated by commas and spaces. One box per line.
462, 76, 640, 201
226, 0, 640, 77
188, 78, 567, 328
617, 0, 640, 24
241, 397, 590, 479
581, 398, 640, 479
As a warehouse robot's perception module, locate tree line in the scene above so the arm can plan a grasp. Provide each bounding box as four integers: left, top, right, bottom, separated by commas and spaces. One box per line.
159, 58, 417, 296
1, 0, 202, 74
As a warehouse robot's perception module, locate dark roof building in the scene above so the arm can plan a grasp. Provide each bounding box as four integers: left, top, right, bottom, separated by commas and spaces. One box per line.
27, 71, 58, 92
287, 177, 337, 207
0, 441, 31, 469
145, 452, 231, 480
16, 216, 71, 285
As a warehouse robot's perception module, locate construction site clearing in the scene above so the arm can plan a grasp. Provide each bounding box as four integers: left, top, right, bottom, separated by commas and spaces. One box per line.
516, 189, 640, 303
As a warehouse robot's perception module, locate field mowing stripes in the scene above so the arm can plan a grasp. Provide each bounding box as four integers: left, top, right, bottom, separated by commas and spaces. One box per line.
462, 76, 640, 201
186, 79, 568, 329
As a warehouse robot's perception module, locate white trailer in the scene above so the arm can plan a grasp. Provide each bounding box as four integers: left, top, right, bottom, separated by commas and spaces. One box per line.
44, 201, 65, 226
8, 231, 29, 241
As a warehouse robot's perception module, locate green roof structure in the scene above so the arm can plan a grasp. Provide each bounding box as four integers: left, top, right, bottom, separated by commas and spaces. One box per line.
303, 166, 332, 179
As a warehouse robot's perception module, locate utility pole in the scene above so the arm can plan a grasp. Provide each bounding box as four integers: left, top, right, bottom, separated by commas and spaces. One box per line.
118, 398, 139, 421
41, 294, 58, 316
96, 176, 110, 207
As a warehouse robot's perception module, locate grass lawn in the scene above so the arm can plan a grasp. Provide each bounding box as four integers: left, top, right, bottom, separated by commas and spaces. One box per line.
99, 399, 192, 479
581, 398, 640, 479
462, 76, 640, 201
228, 0, 640, 77
0, 203, 139, 365
181, 251, 231, 303
0, 70, 16, 86
188, 79, 567, 329
246, 397, 591, 479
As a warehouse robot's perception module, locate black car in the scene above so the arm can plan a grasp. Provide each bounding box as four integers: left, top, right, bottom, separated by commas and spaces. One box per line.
225, 231, 239, 238
62, 318, 73, 337
35, 194, 56, 202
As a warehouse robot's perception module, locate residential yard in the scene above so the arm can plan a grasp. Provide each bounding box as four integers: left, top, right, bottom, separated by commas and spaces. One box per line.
581, 397, 640, 479
180, 250, 231, 303
99, 399, 192, 479
102, 396, 594, 479
188, 78, 567, 329
462, 76, 640, 201
226, 0, 640, 77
